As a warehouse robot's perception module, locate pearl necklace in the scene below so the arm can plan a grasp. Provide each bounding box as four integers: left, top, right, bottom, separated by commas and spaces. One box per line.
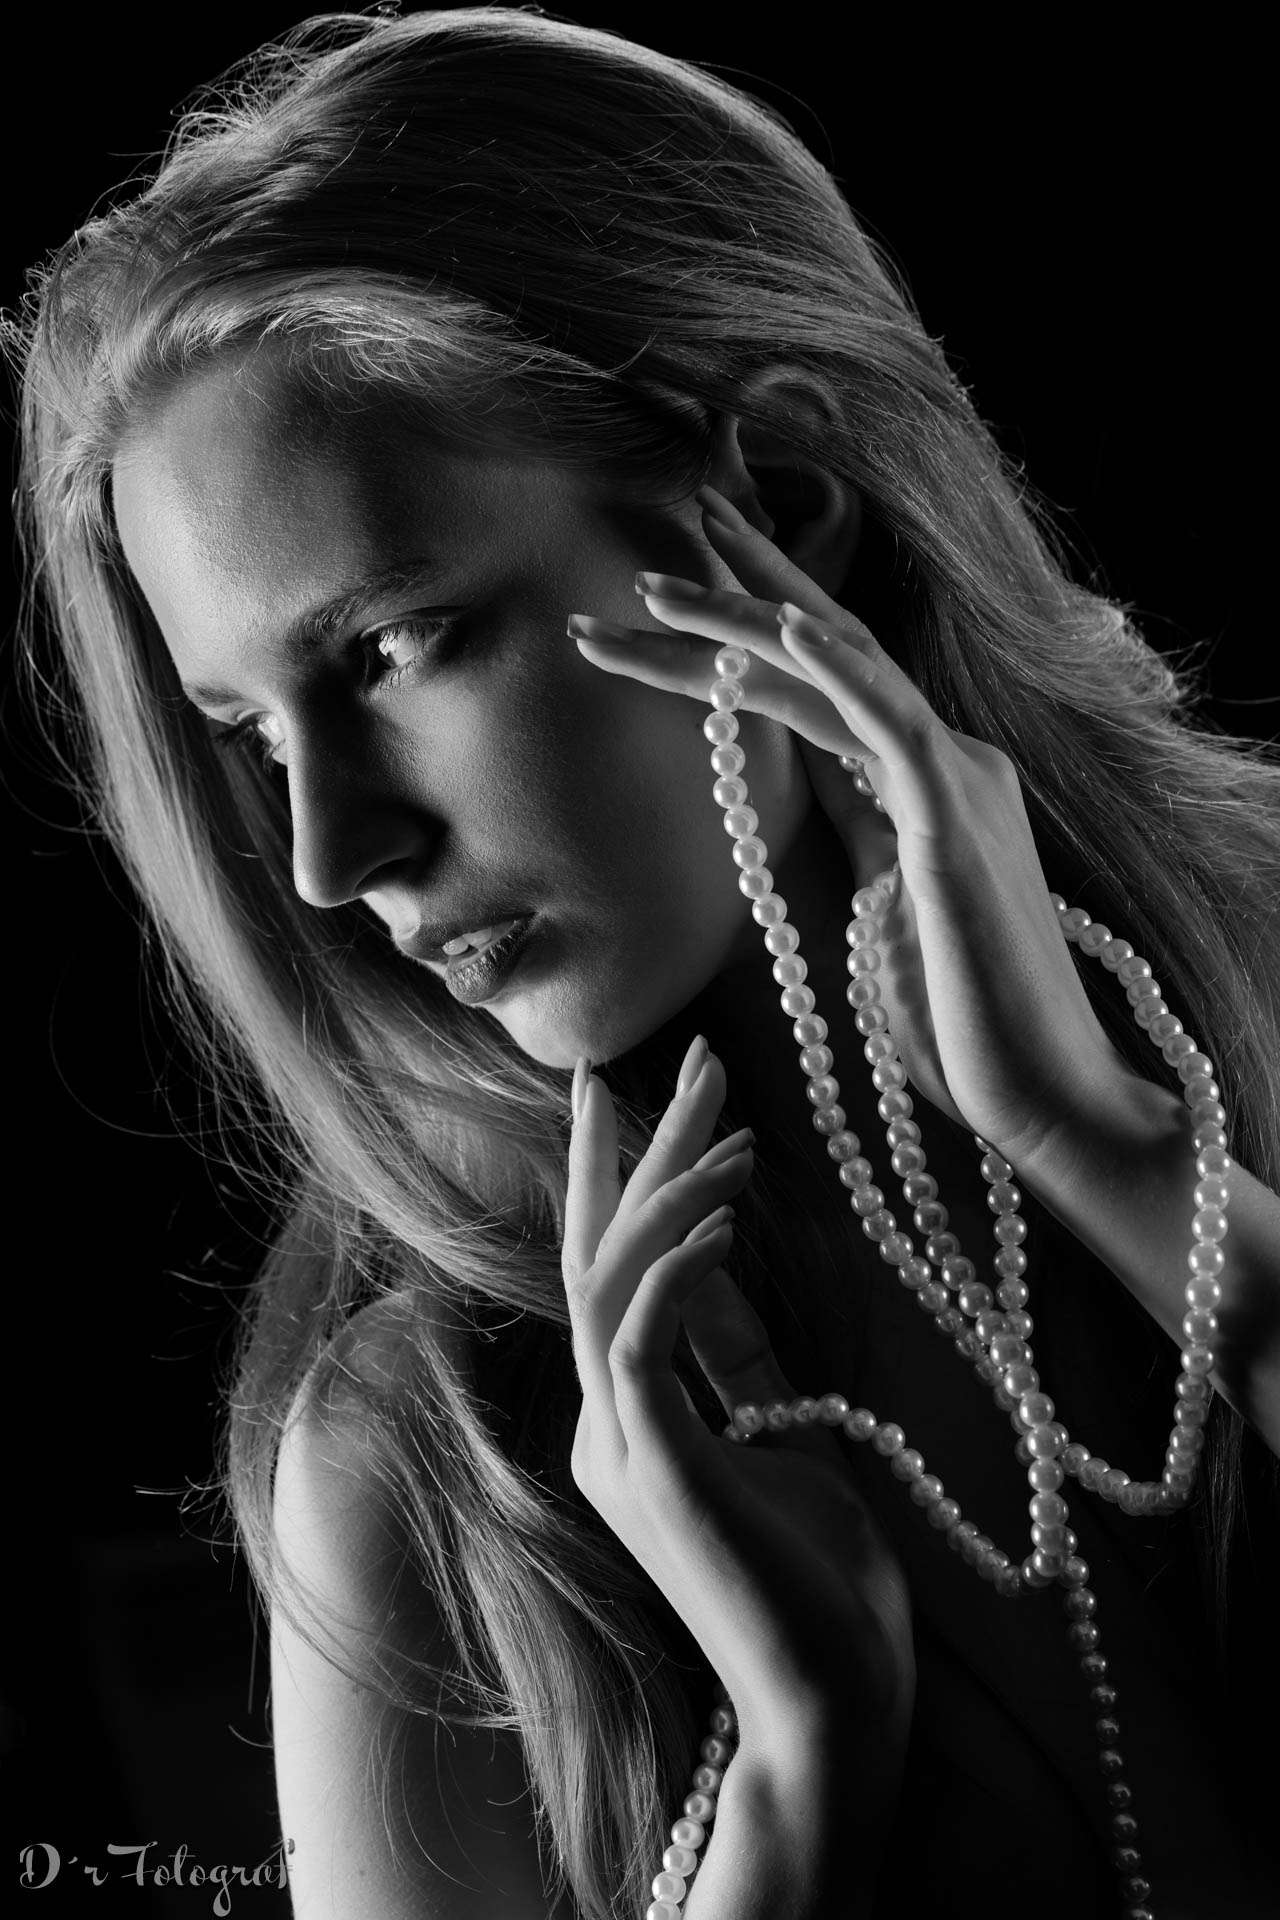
641, 642, 1233, 1920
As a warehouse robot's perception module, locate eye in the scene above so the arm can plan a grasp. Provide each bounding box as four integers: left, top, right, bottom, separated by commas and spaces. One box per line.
210, 611, 460, 773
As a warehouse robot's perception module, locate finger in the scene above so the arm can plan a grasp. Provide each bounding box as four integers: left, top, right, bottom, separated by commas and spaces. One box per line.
607, 1225, 737, 1462
570, 609, 806, 702
610, 1044, 727, 1223
574, 615, 869, 761
679, 1265, 839, 1463
695, 485, 853, 629
563, 1065, 621, 1284
777, 605, 955, 824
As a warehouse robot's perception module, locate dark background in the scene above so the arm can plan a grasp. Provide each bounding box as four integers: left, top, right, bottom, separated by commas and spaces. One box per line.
3, 8, 1269, 1914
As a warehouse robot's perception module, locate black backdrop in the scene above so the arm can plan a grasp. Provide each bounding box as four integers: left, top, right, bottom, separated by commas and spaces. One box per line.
4, 10, 1269, 1915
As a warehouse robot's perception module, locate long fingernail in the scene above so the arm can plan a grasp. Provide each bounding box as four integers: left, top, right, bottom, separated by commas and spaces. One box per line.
695, 484, 748, 528
687, 1204, 735, 1243
571, 1056, 592, 1122
778, 603, 831, 647
676, 1033, 709, 1095
700, 1127, 755, 1168
636, 571, 708, 601
568, 614, 633, 643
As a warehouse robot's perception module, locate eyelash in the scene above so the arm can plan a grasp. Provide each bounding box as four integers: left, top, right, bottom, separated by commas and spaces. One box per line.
211, 614, 459, 774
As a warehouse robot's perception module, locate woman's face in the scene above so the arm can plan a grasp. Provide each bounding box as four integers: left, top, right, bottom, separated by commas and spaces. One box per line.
112, 348, 813, 1068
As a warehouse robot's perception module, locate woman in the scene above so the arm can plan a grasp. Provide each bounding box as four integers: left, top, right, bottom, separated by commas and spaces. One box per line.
10, 8, 1279, 1916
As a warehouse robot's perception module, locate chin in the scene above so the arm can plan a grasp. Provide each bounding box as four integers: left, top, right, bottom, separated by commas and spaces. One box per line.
486, 969, 702, 1072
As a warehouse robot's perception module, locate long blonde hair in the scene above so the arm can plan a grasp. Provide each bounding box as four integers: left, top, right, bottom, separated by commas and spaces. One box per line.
9, 10, 1279, 1913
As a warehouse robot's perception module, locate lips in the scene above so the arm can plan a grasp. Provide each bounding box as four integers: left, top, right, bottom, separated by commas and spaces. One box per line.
441, 916, 536, 1005
394, 912, 536, 1006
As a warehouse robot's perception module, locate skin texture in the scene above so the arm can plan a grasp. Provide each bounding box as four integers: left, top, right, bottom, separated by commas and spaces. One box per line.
111, 347, 857, 1071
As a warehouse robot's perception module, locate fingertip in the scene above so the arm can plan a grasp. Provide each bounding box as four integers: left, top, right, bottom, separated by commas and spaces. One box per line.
571, 1055, 593, 1124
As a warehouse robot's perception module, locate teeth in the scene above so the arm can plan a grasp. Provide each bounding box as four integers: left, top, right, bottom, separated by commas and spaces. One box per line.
442, 920, 515, 958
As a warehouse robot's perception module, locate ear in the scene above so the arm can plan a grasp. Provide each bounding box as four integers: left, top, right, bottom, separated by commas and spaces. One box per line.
703, 366, 862, 599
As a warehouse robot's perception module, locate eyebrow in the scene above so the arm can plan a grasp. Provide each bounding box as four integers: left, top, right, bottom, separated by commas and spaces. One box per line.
180, 557, 444, 706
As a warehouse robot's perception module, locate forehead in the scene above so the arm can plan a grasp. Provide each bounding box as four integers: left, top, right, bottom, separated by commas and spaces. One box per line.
108, 347, 583, 681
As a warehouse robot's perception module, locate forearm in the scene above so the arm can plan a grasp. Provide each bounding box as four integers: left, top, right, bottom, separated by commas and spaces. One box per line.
681, 1732, 897, 1920
1017, 1067, 1280, 1456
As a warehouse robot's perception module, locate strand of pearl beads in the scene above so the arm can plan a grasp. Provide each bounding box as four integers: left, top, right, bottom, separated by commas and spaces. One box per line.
646, 636, 1237, 1920
642, 1688, 736, 1920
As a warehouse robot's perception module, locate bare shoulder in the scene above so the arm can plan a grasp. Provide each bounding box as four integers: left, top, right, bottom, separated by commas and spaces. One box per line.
271, 1298, 562, 1919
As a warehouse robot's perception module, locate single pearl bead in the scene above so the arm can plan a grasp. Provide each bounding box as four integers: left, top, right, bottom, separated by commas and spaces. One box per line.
792, 1013, 827, 1046
864, 1032, 897, 1063
826, 1129, 860, 1163
903, 1171, 938, 1205
872, 1059, 908, 1092
670, 1818, 705, 1849
713, 645, 751, 678
818, 1393, 850, 1424
1192, 1176, 1230, 1211
1077, 923, 1111, 955
909, 1473, 945, 1506
993, 1246, 1028, 1278
872, 1422, 906, 1455
848, 946, 881, 973
890, 1447, 926, 1480
663, 1843, 698, 1875
710, 679, 744, 711
980, 1149, 1014, 1182
806, 1074, 842, 1108
838, 1157, 875, 1188
996, 1279, 1030, 1309
651, 1870, 687, 1902
702, 712, 739, 744
862, 1208, 898, 1242
751, 889, 787, 927
855, 1004, 890, 1034
772, 954, 807, 987
847, 975, 881, 1007
780, 985, 816, 1015
764, 921, 800, 955
645, 1900, 680, 1920
844, 1407, 877, 1440
914, 1200, 949, 1233
1182, 1309, 1219, 1346
1177, 1050, 1215, 1085
994, 1214, 1028, 1245
918, 1280, 949, 1313
1191, 1207, 1228, 1243
1162, 1032, 1198, 1067
959, 1281, 994, 1318
738, 865, 773, 898
1059, 906, 1091, 938
927, 1497, 963, 1531
709, 742, 745, 775
1101, 938, 1134, 969
879, 1090, 914, 1121
880, 1231, 914, 1265
900, 1255, 933, 1290
1187, 1240, 1225, 1277
713, 774, 750, 808
731, 835, 768, 870
1003, 1361, 1038, 1396
1028, 1459, 1064, 1492
723, 805, 759, 839
812, 1104, 847, 1135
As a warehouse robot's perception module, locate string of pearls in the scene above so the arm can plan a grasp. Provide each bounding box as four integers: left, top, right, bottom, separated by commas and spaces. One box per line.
640, 640, 1232, 1920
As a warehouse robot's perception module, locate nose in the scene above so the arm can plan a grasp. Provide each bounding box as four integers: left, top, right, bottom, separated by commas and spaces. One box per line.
285, 727, 438, 911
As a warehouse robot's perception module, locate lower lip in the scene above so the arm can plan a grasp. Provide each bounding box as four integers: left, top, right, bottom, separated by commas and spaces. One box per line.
443, 917, 536, 1006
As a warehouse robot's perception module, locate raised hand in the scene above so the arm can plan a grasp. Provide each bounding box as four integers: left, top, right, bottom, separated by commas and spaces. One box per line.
562, 1034, 914, 1766
569, 486, 1136, 1173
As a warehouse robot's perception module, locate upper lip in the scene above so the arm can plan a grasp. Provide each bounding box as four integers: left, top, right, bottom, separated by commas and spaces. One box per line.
393, 910, 531, 966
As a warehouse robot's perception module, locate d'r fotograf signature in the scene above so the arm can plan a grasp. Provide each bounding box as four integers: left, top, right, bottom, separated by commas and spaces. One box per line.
17, 1841, 289, 1914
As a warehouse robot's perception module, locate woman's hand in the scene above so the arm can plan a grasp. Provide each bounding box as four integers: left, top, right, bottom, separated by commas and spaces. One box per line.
569, 485, 1135, 1173
562, 1035, 914, 1769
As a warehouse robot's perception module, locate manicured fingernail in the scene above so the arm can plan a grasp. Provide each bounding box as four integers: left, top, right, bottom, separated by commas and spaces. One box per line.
695, 484, 748, 528
636, 571, 708, 601
700, 1127, 756, 1169
571, 1056, 592, 1122
676, 1033, 709, 1094
778, 603, 830, 646
568, 614, 633, 643
687, 1204, 735, 1244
